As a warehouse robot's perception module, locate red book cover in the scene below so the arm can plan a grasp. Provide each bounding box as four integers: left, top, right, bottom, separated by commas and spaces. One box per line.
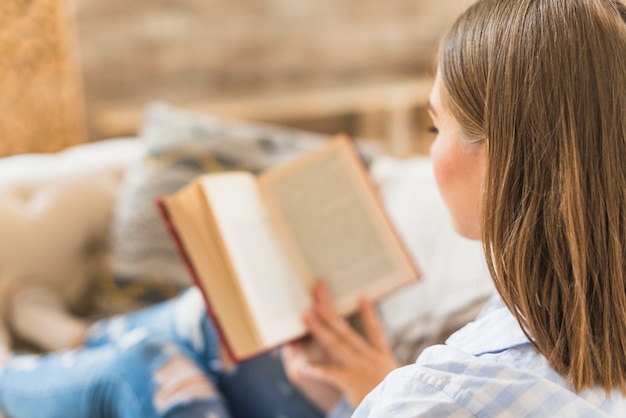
156, 197, 238, 365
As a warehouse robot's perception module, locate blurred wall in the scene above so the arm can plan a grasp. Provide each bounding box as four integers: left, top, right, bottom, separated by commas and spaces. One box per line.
73, 0, 473, 149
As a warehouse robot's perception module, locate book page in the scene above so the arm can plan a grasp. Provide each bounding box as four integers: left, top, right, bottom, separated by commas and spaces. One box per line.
199, 173, 312, 348
259, 137, 419, 315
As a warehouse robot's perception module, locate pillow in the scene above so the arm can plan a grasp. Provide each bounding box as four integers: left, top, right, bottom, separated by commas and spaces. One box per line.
105, 102, 337, 313
0, 139, 142, 322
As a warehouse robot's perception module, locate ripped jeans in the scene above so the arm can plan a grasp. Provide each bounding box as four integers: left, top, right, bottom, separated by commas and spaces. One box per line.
0, 288, 324, 418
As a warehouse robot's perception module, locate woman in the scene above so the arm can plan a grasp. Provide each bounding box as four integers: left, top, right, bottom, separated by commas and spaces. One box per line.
286, 0, 626, 415
2, 0, 626, 416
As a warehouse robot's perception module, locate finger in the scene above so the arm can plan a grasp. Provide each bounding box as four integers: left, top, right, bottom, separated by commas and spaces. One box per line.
282, 344, 298, 376
313, 280, 332, 306
297, 359, 346, 388
286, 335, 332, 364
304, 311, 362, 365
311, 282, 362, 346
313, 281, 380, 355
282, 343, 313, 379
282, 341, 306, 363
359, 298, 392, 353
312, 299, 372, 355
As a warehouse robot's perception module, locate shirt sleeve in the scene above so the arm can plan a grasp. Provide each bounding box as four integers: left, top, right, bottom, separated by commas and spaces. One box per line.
325, 397, 353, 418
351, 366, 471, 417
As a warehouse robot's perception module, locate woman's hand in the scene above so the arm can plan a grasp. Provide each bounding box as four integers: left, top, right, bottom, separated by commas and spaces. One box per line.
283, 281, 398, 409
282, 337, 343, 413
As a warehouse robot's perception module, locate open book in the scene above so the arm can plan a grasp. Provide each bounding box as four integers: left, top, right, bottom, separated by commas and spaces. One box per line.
158, 135, 419, 362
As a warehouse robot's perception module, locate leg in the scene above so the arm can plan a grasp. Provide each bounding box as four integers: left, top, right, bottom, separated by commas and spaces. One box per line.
85, 288, 221, 371
218, 351, 325, 418
0, 334, 232, 418
86, 288, 324, 418
10, 284, 86, 351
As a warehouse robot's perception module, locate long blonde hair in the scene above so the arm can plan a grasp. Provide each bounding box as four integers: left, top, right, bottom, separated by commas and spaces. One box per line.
439, 0, 626, 393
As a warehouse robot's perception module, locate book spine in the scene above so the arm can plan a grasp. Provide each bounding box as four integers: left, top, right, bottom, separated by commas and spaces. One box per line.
155, 197, 237, 364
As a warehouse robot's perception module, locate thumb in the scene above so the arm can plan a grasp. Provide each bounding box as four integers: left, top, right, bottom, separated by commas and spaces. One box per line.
299, 361, 345, 388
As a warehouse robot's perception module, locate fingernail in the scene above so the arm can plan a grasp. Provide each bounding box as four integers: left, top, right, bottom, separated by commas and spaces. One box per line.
318, 282, 329, 300
314, 282, 323, 296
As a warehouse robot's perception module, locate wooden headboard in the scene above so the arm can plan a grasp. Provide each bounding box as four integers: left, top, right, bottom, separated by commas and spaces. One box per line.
0, 0, 87, 157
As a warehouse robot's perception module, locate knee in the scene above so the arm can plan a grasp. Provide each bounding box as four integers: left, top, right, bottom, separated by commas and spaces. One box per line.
113, 334, 226, 417
152, 347, 221, 413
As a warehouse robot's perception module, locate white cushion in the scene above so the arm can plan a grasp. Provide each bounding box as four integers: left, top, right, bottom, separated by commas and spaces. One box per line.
0, 139, 143, 314
0, 138, 143, 189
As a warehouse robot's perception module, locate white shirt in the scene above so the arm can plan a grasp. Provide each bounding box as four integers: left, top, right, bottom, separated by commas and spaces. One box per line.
345, 294, 626, 417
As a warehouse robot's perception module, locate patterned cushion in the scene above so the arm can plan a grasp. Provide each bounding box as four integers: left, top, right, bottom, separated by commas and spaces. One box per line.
102, 102, 332, 313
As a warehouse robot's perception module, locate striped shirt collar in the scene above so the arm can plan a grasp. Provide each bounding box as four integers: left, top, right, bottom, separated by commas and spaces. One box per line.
445, 293, 532, 356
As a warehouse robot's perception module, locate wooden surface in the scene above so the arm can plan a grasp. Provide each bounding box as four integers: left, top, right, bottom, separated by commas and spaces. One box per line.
92, 76, 434, 157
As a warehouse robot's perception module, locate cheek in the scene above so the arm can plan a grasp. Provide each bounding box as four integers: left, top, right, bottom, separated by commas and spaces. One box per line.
430, 136, 484, 240
430, 136, 457, 198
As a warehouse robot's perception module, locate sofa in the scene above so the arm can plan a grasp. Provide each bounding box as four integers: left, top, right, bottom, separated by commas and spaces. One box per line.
0, 103, 494, 363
